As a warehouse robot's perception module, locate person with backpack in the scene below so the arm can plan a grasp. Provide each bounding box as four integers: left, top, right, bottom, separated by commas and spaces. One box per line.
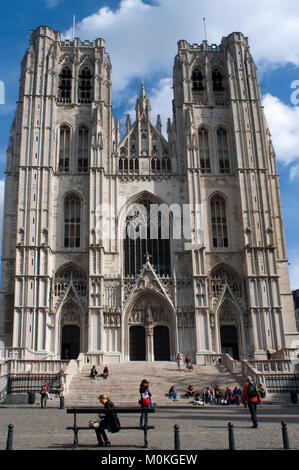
241, 376, 262, 428
139, 379, 152, 427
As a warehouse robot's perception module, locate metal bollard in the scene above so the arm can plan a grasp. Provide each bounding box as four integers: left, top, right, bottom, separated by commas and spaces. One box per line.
143, 424, 148, 449
281, 422, 290, 450
174, 424, 180, 450
6, 424, 14, 450
228, 422, 235, 450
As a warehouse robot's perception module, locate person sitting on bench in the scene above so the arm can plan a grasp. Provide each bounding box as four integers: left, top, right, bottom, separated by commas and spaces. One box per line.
89, 394, 120, 447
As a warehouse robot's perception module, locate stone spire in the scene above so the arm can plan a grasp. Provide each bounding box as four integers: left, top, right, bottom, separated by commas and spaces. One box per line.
136, 80, 151, 118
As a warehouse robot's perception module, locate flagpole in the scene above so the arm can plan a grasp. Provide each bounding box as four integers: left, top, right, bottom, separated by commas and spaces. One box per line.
72, 15, 76, 40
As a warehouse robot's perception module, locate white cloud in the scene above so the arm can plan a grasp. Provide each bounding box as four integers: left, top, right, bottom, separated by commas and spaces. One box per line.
148, 77, 172, 134
63, 0, 299, 95
45, 0, 61, 8
262, 93, 299, 172
289, 250, 299, 290
290, 162, 299, 181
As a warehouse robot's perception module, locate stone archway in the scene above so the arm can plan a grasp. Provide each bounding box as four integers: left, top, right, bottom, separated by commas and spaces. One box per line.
60, 300, 82, 359
126, 293, 175, 362
218, 300, 241, 360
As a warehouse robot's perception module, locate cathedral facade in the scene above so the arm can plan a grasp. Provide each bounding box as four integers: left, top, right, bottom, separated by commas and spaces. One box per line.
0, 26, 297, 363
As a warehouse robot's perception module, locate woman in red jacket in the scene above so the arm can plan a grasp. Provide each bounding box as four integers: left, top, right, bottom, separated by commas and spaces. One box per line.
241, 376, 262, 428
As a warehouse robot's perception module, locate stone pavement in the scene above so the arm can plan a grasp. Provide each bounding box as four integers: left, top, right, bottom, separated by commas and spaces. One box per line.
1, 404, 299, 451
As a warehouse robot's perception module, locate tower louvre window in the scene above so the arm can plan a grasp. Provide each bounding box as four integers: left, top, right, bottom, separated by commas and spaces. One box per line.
58, 66, 72, 102
212, 68, 224, 91
192, 67, 204, 90
78, 67, 93, 103
210, 194, 228, 248
198, 127, 211, 173
217, 127, 230, 173
78, 125, 89, 172
58, 125, 71, 172
64, 194, 81, 248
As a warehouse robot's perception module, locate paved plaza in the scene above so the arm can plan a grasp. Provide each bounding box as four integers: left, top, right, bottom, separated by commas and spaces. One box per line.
1, 403, 299, 452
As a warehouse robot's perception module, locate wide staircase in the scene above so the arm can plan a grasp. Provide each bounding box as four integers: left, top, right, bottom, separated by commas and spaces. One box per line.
66, 361, 243, 407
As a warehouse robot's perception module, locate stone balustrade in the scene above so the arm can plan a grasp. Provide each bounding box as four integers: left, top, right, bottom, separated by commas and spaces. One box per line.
246, 360, 293, 374
8, 360, 69, 374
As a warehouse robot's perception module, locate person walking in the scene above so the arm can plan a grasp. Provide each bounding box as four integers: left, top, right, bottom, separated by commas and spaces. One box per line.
89, 394, 120, 447
241, 376, 262, 428
176, 353, 183, 371
40, 381, 50, 408
55, 379, 65, 409
139, 379, 152, 427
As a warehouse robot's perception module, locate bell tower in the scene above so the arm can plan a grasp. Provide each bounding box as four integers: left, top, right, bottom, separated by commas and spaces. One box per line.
172, 32, 298, 358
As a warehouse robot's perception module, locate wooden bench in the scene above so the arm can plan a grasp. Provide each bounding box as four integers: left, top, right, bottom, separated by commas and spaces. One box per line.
66, 407, 155, 448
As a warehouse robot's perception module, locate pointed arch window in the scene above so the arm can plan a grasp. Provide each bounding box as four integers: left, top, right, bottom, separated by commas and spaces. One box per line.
198, 127, 211, 173
124, 199, 171, 277
210, 194, 228, 248
192, 67, 204, 90
64, 194, 81, 248
212, 69, 224, 91
78, 125, 89, 172
78, 66, 93, 103
58, 125, 71, 172
217, 127, 230, 173
58, 66, 72, 102
151, 156, 171, 173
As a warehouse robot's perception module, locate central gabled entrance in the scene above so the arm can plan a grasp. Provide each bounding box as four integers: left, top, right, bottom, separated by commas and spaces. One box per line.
126, 292, 175, 362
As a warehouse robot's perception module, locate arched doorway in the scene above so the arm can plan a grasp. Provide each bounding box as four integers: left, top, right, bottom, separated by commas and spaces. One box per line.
154, 326, 170, 361
218, 300, 241, 360
220, 325, 239, 360
126, 293, 175, 362
61, 325, 80, 359
60, 300, 82, 359
130, 326, 146, 360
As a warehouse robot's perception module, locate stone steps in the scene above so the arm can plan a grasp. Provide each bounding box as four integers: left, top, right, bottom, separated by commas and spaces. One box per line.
66, 361, 243, 407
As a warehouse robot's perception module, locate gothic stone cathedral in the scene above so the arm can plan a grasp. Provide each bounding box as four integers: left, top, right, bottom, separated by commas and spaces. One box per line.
0, 26, 298, 363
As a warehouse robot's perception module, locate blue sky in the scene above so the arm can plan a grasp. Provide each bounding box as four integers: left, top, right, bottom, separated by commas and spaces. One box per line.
0, 0, 299, 289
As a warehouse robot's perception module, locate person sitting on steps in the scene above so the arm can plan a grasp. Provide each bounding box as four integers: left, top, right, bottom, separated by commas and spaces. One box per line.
90, 365, 98, 379
185, 385, 195, 398
168, 386, 178, 401
101, 366, 109, 379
